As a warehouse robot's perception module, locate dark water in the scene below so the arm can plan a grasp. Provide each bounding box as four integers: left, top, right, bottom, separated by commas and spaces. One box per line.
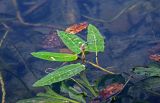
0, 0, 160, 103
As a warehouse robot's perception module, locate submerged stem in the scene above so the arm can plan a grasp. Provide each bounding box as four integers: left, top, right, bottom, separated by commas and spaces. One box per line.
95, 53, 99, 65
0, 30, 9, 47
0, 72, 5, 103
70, 78, 88, 92
87, 61, 115, 74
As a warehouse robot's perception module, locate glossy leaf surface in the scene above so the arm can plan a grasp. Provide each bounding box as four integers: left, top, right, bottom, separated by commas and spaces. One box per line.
57, 30, 86, 54
31, 52, 78, 62
87, 24, 104, 52
33, 63, 85, 87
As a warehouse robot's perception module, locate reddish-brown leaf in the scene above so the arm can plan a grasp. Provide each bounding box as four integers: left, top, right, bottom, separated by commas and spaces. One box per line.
65, 22, 88, 34
149, 54, 160, 62
99, 83, 124, 99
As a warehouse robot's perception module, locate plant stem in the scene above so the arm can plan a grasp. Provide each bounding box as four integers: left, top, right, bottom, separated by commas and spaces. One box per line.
0, 23, 8, 103
87, 61, 115, 74
80, 43, 86, 64
0, 30, 9, 47
0, 72, 5, 103
70, 78, 88, 92
1, 69, 32, 94
95, 53, 99, 65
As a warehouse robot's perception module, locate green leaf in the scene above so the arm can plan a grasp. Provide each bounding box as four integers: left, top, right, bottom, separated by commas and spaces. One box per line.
42, 87, 62, 98
77, 72, 98, 97
133, 64, 160, 76
36, 87, 79, 103
61, 82, 86, 103
57, 30, 86, 54
87, 24, 104, 52
16, 97, 65, 103
135, 76, 160, 90
68, 88, 86, 103
33, 63, 85, 87
31, 52, 78, 62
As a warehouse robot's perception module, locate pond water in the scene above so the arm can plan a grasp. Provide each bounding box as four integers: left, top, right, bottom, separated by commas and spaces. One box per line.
0, 0, 160, 103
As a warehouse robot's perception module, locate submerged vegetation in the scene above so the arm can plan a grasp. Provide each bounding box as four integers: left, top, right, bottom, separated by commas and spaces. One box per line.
0, 0, 160, 103
15, 23, 160, 103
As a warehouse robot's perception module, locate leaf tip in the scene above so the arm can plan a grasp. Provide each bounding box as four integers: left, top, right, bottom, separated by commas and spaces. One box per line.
31, 52, 36, 56
56, 30, 59, 32
57, 30, 63, 35
32, 81, 42, 87
32, 82, 38, 87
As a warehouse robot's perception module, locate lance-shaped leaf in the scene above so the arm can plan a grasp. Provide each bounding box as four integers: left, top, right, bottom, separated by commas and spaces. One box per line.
31, 52, 78, 62
37, 87, 77, 103
87, 24, 104, 52
61, 82, 86, 103
133, 64, 160, 76
16, 97, 67, 103
57, 30, 86, 54
33, 63, 85, 87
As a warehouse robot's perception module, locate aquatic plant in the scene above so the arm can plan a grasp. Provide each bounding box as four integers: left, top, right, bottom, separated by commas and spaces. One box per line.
133, 63, 160, 77
132, 63, 160, 90
17, 23, 160, 103
17, 23, 126, 103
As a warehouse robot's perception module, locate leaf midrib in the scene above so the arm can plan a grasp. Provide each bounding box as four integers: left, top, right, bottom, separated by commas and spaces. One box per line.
63, 34, 81, 53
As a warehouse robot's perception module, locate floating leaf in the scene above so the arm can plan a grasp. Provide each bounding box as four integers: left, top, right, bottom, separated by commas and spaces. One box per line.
16, 97, 65, 103
87, 24, 104, 52
57, 30, 86, 54
31, 52, 78, 62
33, 63, 85, 87
65, 22, 88, 34
149, 54, 160, 62
133, 64, 160, 76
